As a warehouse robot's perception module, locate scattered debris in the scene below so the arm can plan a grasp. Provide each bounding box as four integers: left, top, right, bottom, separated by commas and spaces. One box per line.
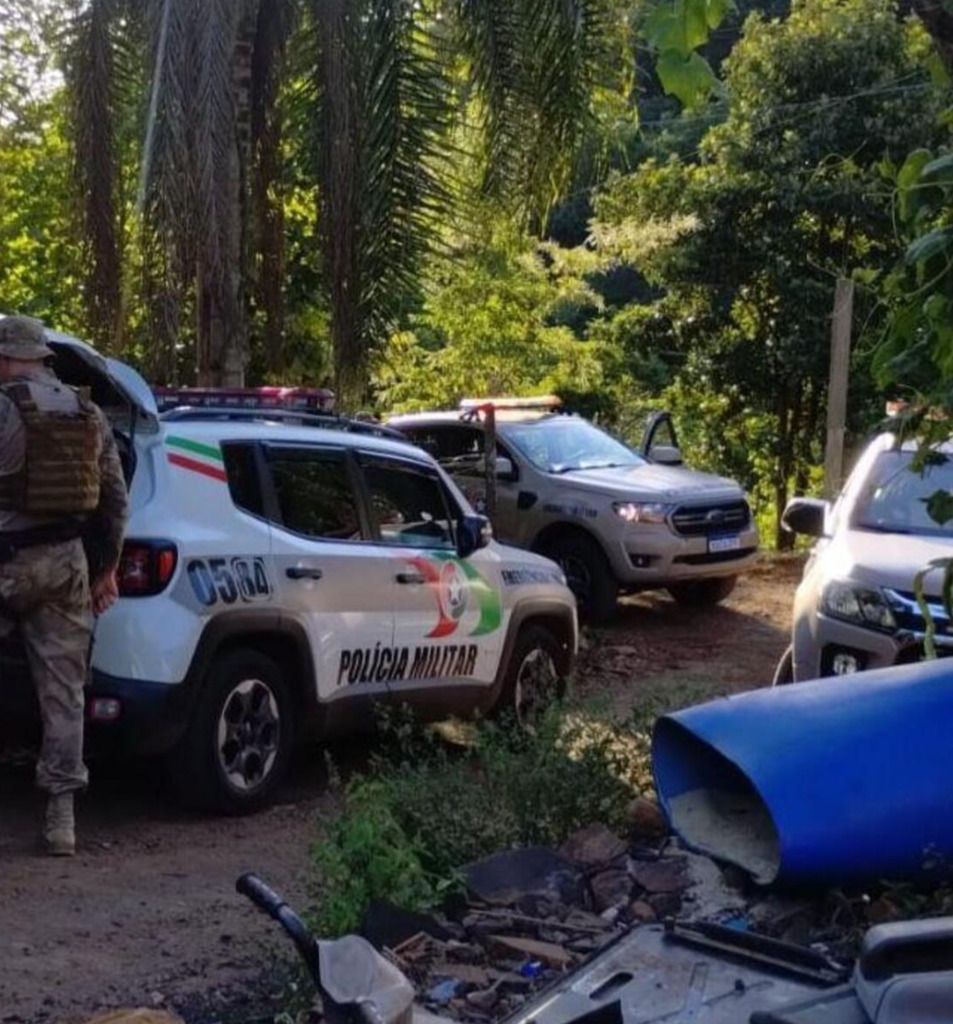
589, 869, 632, 912
626, 797, 667, 838
628, 856, 690, 895
362, 902, 451, 951
463, 847, 585, 908
81, 1014, 184, 1024
426, 980, 463, 1005
559, 824, 627, 867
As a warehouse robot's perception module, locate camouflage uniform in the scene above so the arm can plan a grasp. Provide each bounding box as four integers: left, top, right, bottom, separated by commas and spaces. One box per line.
0, 318, 128, 802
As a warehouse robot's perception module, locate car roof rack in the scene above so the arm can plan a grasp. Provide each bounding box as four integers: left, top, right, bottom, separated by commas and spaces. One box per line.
159, 406, 409, 442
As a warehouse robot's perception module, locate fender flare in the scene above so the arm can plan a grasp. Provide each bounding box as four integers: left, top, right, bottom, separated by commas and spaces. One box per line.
185, 609, 320, 726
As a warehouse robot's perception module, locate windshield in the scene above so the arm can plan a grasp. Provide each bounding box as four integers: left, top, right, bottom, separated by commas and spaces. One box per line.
853, 450, 953, 537
501, 417, 645, 474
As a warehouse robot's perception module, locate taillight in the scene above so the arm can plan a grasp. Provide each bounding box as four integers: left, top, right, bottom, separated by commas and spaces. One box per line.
118, 540, 178, 597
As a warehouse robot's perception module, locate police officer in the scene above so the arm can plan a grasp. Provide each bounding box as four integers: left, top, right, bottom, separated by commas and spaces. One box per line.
0, 316, 128, 856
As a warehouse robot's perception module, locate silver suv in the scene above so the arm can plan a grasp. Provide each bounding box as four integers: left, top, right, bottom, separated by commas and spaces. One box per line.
777, 432, 953, 683
388, 402, 759, 619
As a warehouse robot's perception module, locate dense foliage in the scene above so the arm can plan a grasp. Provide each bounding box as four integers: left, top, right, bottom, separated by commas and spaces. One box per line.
1, 0, 951, 540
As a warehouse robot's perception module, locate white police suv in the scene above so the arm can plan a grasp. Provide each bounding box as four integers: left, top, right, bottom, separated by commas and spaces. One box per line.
0, 330, 577, 812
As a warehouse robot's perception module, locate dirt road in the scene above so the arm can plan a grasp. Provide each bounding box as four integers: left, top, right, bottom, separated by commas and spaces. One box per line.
0, 558, 799, 1024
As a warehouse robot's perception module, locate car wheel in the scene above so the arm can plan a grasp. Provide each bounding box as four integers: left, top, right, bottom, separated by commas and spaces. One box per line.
543, 534, 618, 622
668, 575, 737, 607
171, 649, 293, 814
772, 645, 795, 686
497, 625, 567, 731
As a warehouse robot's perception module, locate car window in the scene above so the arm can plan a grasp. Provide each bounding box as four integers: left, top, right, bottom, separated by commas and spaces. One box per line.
222, 442, 265, 517
852, 450, 953, 537
362, 457, 456, 549
502, 417, 644, 474
407, 426, 482, 468
268, 448, 363, 540
406, 425, 514, 477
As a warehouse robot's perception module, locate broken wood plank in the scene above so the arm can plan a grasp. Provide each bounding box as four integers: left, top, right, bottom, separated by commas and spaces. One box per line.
487, 935, 574, 969
468, 907, 608, 935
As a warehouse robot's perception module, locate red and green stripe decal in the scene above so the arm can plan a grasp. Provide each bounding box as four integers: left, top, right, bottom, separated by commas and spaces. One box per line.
165, 435, 227, 483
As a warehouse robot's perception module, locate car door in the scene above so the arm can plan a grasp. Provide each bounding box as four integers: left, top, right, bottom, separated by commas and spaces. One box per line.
261, 443, 396, 706
355, 451, 505, 715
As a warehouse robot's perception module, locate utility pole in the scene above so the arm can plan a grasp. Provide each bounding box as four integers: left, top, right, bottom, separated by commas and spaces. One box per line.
824, 277, 854, 498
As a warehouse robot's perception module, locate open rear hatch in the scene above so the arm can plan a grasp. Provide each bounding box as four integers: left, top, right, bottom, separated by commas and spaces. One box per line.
43, 327, 159, 433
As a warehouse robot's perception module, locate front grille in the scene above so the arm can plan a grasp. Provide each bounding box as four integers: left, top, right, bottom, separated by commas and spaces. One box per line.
886, 589, 953, 637
670, 500, 751, 537
674, 547, 758, 566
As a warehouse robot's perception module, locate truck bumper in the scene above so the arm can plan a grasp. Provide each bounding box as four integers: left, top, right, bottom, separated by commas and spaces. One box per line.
792, 613, 946, 682
608, 526, 760, 589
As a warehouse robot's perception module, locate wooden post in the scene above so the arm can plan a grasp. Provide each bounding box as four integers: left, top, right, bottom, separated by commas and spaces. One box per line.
824, 277, 854, 498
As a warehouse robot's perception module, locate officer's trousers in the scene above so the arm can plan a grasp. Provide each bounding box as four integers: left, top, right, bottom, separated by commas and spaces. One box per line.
0, 538, 91, 794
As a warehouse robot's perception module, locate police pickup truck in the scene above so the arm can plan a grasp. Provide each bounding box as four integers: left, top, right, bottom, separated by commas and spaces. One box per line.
0, 329, 577, 812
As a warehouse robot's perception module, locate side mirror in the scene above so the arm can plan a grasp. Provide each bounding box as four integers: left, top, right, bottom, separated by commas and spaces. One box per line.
649, 444, 683, 466
782, 497, 830, 538
457, 514, 492, 558
495, 455, 517, 481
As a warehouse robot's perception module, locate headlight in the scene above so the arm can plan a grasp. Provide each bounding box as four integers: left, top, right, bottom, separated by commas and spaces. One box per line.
821, 581, 896, 632
613, 502, 672, 524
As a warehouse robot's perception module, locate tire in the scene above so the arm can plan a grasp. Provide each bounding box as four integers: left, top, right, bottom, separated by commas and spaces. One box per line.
772, 645, 795, 686
496, 625, 568, 731
542, 533, 618, 622
170, 649, 293, 814
667, 575, 738, 608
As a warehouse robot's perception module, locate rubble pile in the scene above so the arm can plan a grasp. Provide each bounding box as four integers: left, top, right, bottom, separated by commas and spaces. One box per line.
367, 805, 758, 1023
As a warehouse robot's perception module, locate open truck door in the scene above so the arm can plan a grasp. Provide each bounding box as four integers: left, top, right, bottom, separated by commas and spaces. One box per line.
641, 410, 683, 466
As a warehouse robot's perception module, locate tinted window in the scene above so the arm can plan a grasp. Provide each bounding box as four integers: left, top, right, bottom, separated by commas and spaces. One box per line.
223, 443, 265, 517
407, 427, 482, 463
269, 449, 363, 540
363, 459, 455, 549
408, 426, 513, 473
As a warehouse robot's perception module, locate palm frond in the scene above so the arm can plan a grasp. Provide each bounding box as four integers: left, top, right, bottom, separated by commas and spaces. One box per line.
68, 0, 122, 350
521, 0, 609, 214
452, 0, 526, 200
315, 0, 454, 405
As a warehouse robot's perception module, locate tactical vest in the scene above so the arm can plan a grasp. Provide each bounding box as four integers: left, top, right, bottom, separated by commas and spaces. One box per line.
0, 381, 102, 516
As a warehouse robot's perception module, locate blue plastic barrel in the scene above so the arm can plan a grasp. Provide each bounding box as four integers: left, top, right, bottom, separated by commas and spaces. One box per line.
652, 659, 953, 887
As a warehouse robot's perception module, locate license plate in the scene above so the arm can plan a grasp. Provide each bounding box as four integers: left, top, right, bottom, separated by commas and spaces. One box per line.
709, 534, 741, 553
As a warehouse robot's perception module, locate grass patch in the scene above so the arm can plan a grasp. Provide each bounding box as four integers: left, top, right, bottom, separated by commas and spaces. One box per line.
311, 688, 702, 936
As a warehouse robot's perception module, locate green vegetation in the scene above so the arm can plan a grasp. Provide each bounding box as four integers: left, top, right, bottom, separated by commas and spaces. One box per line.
2, 0, 953, 538
312, 699, 671, 935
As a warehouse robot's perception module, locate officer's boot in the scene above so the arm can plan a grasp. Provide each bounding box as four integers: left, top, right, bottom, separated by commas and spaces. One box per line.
43, 793, 76, 857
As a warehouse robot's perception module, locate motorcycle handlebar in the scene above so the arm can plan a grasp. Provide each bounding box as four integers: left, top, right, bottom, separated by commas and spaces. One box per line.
236, 872, 287, 920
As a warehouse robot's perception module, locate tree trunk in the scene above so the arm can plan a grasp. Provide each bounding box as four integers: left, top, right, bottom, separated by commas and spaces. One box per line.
195, 1, 255, 387
318, 0, 362, 410
913, 0, 953, 75
251, 0, 288, 378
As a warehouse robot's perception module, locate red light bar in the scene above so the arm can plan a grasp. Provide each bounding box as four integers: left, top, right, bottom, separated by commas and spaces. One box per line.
153, 386, 335, 413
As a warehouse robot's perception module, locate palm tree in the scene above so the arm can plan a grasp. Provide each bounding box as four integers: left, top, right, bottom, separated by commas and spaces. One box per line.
67, 0, 610, 402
